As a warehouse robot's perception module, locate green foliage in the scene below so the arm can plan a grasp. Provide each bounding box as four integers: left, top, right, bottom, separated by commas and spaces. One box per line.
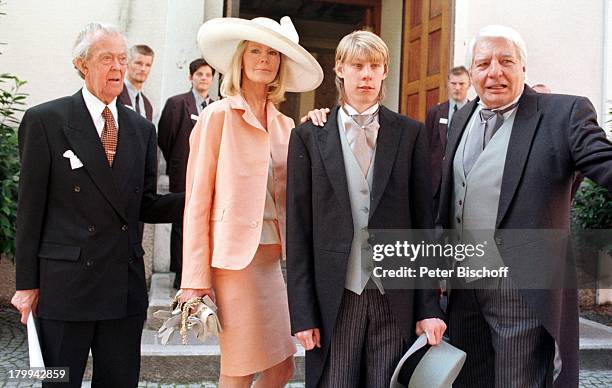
572, 179, 612, 230
0, 73, 26, 260
572, 178, 612, 257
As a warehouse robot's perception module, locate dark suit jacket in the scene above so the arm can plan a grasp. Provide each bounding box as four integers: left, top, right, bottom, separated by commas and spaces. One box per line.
118, 85, 153, 121
437, 86, 612, 387
425, 100, 450, 196
287, 105, 445, 388
15, 90, 184, 321
157, 91, 212, 193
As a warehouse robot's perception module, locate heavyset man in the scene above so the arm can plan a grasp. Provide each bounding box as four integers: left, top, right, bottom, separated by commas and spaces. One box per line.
438, 25, 612, 387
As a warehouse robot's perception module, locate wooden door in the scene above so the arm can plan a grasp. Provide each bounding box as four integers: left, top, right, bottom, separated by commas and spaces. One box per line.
400, 0, 452, 121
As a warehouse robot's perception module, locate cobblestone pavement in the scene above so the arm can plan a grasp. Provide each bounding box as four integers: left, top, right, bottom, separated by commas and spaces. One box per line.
1, 307, 610, 387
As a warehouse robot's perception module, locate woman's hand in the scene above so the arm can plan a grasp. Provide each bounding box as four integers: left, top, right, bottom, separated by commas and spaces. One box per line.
179, 288, 216, 306
300, 108, 330, 127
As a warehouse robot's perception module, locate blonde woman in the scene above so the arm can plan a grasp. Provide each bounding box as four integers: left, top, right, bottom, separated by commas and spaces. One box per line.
178, 16, 323, 388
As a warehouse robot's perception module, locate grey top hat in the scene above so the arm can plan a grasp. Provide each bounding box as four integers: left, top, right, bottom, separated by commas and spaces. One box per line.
390, 334, 467, 388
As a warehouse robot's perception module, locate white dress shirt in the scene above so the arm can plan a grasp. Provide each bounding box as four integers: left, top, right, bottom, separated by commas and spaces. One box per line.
81, 86, 119, 137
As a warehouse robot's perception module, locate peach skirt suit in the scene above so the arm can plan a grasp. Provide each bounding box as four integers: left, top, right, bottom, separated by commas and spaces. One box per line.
181, 94, 296, 376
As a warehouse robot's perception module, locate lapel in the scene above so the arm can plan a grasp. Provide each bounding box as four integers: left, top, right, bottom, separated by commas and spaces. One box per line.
445, 99, 478, 169
185, 90, 198, 118
437, 99, 478, 227
315, 106, 351, 215
439, 101, 450, 151
62, 90, 128, 222
118, 85, 131, 108
495, 86, 542, 228
143, 93, 153, 121
369, 105, 402, 220
111, 104, 137, 212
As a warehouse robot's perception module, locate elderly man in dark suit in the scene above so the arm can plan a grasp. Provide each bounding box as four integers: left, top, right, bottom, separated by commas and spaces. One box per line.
118, 44, 154, 121
11, 23, 183, 387
157, 58, 215, 289
286, 30, 446, 388
425, 66, 471, 213
437, 25, 612, 387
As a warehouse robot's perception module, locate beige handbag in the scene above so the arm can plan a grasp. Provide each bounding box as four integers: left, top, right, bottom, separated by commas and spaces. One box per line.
154, 290, 222, 345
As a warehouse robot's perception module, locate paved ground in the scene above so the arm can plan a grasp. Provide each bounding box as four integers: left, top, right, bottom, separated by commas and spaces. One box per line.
1, 307, 611, 387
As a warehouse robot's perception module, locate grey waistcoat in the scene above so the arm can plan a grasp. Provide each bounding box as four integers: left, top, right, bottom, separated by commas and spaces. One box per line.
338, 121, 384, 294
451, 108, 517, 277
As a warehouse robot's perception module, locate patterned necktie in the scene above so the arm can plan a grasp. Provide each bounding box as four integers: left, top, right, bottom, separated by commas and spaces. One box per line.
453, 104, 458, 113
101, 106, 118, 166
201, 100, 207, 110
135, 93, 141, 115
343, 107, 380, 176
463, 102, 518, 175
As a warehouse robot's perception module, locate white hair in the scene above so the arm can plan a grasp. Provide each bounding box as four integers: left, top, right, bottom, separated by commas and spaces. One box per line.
466, 25, 528, 68
72, 22, 128, 78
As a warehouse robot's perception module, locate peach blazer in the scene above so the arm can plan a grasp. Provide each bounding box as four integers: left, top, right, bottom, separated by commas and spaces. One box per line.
181, 94, 293, 289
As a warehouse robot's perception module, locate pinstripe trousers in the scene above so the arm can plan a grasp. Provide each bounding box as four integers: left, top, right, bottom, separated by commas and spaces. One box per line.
448, 280, 554, 388
319, 289, 404, 388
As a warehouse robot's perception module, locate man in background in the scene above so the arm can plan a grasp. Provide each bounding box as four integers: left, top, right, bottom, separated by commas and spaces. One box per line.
532, 83, 552, 93
158, 58, 215, 289
425, 66, 471, 213
118, 44, 154, 120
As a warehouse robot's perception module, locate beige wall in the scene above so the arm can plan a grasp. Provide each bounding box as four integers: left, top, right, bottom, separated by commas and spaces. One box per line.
452, 0, 606, 120
0, 0, 222, 122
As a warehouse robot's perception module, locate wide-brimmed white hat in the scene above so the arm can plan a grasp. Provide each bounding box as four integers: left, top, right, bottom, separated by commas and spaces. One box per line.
197, 16, 323, 93
390, 334, 467, 388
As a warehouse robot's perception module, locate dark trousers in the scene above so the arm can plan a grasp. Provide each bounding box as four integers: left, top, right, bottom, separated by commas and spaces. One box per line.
170, 221, 183, 289
448, 285, 554, 388
38, 313, 145, 388
319, 289, 404, 388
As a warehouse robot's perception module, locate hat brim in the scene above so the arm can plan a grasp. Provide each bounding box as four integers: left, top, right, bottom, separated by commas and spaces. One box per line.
390, 335, 467, 388
197, 18, 323, 93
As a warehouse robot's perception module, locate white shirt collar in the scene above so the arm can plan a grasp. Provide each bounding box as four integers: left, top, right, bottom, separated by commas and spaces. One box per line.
342, 102, 379, 116
451, 98, 468, 109
81, 85, 118, 137
124, 79, 139, 100
192, 89, 211, 114
477, 89, 522, 120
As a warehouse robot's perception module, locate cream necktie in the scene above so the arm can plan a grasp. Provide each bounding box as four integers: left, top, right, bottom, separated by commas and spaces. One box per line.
343, 107, 380, 176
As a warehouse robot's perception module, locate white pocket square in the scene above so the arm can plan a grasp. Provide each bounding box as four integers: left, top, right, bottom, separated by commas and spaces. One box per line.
62, 150, 84, 169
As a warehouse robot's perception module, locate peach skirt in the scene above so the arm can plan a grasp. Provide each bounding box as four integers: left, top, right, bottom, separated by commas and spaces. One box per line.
212, 244, 296, 376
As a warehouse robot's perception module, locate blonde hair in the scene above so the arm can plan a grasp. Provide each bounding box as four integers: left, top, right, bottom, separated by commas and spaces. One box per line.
220, 40, 288, 105
334, 30, 389, 105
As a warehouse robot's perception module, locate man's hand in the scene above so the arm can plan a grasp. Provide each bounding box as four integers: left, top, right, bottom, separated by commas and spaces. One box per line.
295, 328, 321, 350
415, 318, 447, 345
11, 289, 39, 324
299, 108, 330, 127
179, 288, 215, 305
